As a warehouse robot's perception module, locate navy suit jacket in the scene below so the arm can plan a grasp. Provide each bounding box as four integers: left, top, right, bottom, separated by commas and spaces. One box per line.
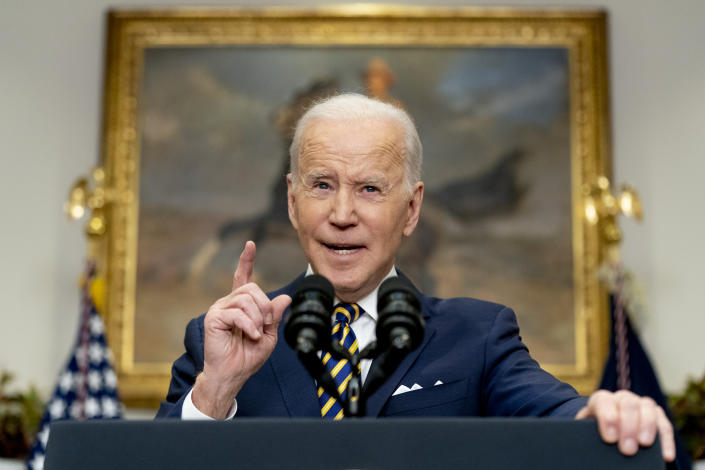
157, 275, 587, 418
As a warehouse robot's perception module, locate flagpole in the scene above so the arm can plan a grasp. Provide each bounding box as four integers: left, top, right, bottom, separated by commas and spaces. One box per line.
583, 175, 644, 391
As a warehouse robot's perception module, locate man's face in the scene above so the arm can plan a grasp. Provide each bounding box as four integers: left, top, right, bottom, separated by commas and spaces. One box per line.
287, 117, 423, 302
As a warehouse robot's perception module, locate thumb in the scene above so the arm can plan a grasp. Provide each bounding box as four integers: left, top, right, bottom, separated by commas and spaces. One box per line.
264, 294, 292, 334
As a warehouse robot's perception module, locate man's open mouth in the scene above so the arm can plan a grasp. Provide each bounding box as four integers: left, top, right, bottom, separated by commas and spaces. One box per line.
323, 243, 364, 255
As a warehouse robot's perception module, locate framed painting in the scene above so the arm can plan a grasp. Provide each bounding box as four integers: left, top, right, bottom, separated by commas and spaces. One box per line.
99, 6, 611, 407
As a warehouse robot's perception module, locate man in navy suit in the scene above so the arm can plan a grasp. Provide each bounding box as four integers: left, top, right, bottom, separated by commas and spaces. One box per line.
158, 93, 675, 462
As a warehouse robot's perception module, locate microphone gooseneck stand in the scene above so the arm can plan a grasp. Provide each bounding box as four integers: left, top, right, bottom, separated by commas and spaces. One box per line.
284, 274, 424, 417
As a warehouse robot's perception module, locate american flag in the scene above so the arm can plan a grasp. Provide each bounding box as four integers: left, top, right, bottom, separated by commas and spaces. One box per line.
25, 263, 122, 470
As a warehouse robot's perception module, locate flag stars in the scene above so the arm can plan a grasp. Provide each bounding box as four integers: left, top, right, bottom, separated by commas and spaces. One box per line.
48, 398, 66, 419
102, 397, 119, 418
104, 369, 117, 389
29, 453, 45, 470
89, 342, 104, 364
26, 272, 123, 470
87, 370, 102, 391
84, 397, 100, 418
89, 314, 104, 336
58, 371, 74, 393
38, 426, 50, 447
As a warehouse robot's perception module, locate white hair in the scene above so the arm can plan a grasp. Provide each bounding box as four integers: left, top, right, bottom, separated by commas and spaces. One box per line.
289, 93, 423, 193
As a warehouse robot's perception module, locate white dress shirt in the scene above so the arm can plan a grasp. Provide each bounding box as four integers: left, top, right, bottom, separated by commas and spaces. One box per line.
181, 266, 396, 420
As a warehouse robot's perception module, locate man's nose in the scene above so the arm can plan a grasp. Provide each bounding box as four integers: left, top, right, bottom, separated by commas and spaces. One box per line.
329, 189, 358, 228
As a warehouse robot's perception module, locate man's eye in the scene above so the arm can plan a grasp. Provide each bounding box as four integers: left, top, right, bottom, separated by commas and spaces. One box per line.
363, 186, 378, 193
315, 182, 330, 190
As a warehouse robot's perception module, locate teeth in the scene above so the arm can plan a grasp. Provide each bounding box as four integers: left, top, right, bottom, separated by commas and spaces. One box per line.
326, 244, 360, 254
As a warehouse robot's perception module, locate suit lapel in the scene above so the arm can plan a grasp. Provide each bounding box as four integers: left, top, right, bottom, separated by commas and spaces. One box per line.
269, 330, 321, 417
364, 288, 436, 417
364, 323, 436, 417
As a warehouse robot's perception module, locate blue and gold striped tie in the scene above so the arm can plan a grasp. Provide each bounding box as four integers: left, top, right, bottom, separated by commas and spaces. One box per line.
318, 303, 362, 420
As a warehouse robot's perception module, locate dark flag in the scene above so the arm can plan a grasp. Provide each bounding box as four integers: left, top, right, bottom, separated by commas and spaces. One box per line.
25, 263, 122, 470
600, 294, 692, 470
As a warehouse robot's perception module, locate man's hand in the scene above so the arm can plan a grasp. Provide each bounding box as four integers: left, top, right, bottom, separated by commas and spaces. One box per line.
192, 241, 291, 419
576, 389, 675, 462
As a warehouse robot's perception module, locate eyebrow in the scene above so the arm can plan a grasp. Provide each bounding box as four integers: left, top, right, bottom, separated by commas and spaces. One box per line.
304, 171, 329, 181
302, 171, 390, 188
359, 176, 389, 187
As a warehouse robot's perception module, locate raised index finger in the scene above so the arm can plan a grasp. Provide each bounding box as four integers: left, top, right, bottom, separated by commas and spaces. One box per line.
232, 241, 256, 291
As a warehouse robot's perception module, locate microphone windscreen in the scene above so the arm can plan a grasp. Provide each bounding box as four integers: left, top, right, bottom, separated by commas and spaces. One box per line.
378, 276, 419, 308
285, 274, 335, 353
293, 274, 335, 304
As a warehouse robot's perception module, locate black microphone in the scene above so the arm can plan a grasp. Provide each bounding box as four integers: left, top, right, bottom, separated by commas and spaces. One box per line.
376, 276, 424, 352
284, 274, 342, 404
361, 276, 424, 400
284, 274, 334, 354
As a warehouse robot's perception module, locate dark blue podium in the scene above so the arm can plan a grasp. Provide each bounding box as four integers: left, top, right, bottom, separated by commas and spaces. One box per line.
44, 418, 665, 469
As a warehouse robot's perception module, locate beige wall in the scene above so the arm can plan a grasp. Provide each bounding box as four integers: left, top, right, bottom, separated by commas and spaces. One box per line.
1, 0, 703, 400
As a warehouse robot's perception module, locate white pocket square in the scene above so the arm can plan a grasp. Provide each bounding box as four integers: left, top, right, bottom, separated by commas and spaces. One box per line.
392, 381, 444, 396
393, 383, 423, 396
392, 385, 410, 396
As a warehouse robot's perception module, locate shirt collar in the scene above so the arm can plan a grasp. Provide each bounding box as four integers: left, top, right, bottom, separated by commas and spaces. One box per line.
304, 265, 397, 322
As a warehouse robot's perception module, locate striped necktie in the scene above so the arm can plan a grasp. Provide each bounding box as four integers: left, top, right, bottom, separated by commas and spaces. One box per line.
318, 302, 362, 420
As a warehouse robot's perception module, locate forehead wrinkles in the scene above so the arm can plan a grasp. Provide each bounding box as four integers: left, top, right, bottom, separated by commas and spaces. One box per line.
298, 122, 406, 172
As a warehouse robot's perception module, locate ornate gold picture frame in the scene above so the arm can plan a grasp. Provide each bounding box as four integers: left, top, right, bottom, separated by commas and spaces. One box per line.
99, 6, 610, 407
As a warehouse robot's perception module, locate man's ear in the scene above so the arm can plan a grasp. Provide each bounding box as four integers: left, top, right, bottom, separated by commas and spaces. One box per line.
402, 181, 424, 237
286, 173, 299, 230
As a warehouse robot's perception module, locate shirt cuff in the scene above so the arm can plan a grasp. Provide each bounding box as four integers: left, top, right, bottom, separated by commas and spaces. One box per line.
181, 388, 238, 420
